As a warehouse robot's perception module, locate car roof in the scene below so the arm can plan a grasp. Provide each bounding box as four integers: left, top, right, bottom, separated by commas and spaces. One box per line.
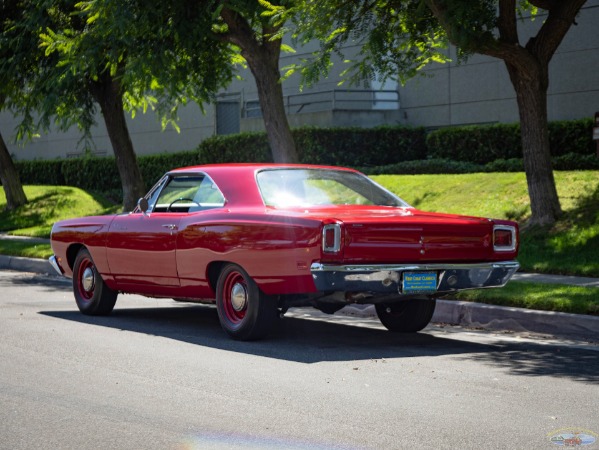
166, 163, 360, 208
168, 163, 357, 174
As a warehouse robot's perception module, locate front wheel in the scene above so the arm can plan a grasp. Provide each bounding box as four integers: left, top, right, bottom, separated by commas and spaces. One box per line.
375, 298, 436, 332
215, 264, 278, 340
72, 248, 117, 315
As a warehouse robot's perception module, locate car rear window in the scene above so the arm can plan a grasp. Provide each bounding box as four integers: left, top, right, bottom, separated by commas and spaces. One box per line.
256, 169, 407, 208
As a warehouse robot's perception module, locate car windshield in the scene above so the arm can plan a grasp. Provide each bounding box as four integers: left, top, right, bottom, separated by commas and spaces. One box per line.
256, 168, 409, 208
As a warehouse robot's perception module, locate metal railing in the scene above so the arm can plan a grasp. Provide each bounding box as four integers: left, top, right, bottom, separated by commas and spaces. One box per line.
243, 89, 400, 119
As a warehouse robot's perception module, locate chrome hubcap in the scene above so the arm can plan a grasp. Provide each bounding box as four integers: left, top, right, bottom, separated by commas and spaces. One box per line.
82, 267, 95, 292
230, 283, 248, 312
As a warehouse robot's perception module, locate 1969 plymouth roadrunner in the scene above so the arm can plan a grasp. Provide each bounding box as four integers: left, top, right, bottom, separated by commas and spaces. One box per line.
49, 164, 519, 340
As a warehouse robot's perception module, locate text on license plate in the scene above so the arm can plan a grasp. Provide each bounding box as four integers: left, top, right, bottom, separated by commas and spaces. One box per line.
402, 271, 437, 293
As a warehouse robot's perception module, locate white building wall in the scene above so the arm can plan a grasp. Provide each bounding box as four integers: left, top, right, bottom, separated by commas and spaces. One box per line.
0, 102, 215, 161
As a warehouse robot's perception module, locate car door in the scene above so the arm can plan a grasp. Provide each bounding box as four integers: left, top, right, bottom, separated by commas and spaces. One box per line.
106, 212, 181, 287
105, 174, 204, 288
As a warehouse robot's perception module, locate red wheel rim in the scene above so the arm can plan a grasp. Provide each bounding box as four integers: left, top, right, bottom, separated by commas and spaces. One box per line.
222, 270, 248, 324
77, 257, 96, 302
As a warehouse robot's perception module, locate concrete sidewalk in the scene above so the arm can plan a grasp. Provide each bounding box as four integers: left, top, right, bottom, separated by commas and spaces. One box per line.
512, 272, 599, 288
1, 253, 597, 342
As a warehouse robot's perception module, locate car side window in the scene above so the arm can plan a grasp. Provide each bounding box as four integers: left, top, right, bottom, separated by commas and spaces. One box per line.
152, 174, 225, 213
189, 177, 226, 211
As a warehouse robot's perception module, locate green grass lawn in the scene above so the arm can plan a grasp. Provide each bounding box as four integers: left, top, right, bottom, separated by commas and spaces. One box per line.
0, 185, 120, 238
452, 281, 599, 316
0, 240, 53, 259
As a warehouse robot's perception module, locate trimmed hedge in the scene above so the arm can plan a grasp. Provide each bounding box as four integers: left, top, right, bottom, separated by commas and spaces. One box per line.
553, 152, 599, 170
14, 120, 596, 194
139, 150, 201, 187
14, 151, 202, 194
16, 159, 66, 186
197, 133, 271, 164
358, 159, 482, 175
194, 126, 427, 166
426, 118, 594, 164
293, 126, 427, 166
360, 153, 599, 176
427, 123, 521, 164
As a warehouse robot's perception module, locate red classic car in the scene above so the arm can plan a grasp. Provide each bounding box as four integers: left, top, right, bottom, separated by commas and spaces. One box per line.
49, 164, 519, 340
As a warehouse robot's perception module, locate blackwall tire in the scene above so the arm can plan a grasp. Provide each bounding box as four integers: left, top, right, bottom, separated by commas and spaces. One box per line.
375, 298, 436, 332
72, 248, 117, 315
215, 264, 278, 341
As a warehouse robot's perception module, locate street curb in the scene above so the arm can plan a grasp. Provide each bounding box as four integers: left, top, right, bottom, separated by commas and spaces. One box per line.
433, 300, 599, 339
0, 255, 55, 276
335, 302, 599, 342
2, 255, 597, 341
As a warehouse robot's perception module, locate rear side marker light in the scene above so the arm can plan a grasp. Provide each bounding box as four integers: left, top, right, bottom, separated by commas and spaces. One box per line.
493, 225, 517, 252
323, 224, 341, 253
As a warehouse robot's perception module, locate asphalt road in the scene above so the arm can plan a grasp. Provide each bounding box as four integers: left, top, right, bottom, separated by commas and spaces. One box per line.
1, 270, 598, 450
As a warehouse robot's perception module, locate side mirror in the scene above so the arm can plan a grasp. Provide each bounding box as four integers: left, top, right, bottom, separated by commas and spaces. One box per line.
137, 197, 149, 214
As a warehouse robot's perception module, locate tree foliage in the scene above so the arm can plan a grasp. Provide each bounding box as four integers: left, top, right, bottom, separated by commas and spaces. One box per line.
4, 0, 238, 210
63, 0, 299, 162
0, 0, 49, 210
289, 0, 589, 226
72, 0, 237, 125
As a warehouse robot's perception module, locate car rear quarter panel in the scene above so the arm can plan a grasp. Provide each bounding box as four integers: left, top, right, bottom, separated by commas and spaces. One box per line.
176, 211, 323, 296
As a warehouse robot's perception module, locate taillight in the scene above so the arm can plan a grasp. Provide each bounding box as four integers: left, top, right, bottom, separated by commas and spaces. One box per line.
493, 225, 516, 252
322, 223, 341, 253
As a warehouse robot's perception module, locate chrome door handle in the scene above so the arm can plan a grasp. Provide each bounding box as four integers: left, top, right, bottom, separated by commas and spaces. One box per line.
162, 224, 178, 230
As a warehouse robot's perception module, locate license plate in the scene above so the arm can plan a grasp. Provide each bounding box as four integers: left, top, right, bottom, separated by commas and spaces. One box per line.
402, 271, 437, 294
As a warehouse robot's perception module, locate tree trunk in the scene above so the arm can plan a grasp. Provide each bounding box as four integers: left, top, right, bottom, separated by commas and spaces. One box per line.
425, 0, 586, 228
506, 62, 562, 227
90, 76, 145, 211
219, 8, 298, 163
0, 130, 28, 211
245, 50, 299, 163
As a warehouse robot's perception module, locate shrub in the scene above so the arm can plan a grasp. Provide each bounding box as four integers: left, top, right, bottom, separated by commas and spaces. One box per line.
484, 158, 525, 172
139, 151, 201, 189
197, 133, 271, 164
195, 126, 428, 166
294, 126, 427, 166
427, 118, 594, 165
426, 124, 521, 164
15, 159, 65, 185
548, 119, 594, 157
60, 157, 121, 192
553, 153, 599, 170
358, 159, 483, 175
358, 154, 596, 176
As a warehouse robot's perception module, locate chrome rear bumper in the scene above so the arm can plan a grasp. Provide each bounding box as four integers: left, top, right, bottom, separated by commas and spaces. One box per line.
310, 261, 520, 295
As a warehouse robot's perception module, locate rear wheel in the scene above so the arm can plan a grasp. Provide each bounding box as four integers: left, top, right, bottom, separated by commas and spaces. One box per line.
72, 248, 117, 315
216, 264, 278, 340
375, 298, 436, 332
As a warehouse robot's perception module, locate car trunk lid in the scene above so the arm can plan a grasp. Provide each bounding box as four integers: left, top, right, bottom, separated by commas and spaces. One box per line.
340, 210, 494, 263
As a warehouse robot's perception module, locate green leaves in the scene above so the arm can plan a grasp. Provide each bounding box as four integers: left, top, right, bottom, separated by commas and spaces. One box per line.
3, 0, 241, 147
289, 0, 542, 86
